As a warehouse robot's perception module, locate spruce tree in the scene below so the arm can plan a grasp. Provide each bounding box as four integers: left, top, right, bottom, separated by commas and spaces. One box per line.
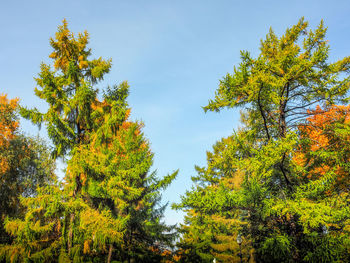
3, 20, 177, 263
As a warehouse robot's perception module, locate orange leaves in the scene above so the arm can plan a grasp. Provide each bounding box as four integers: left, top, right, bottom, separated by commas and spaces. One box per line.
49, 52, 57, 59
0, 94, 19, 173
124, 108, 131, 120
78, 54, 89, 69
135, 200, 144, 211
301, 105, 350, 153
83, 240, 91, 254
121, 121, 131, 130
79, 60, 89, 69
303, 105, 349, 128
148, 247, 176, 262
292, 150, 307, 170
0, 155, 7, 174
80, 173, 88, 186
172, 253, 182, 262
223, 171, 243, 190
295, 105, 350, 188
55, 220, 61, 233
235, 95, 243, 103
0, 94, 19, 141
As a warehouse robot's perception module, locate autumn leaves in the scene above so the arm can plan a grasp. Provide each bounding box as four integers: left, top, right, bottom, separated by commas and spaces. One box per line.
1, 17, 350, 262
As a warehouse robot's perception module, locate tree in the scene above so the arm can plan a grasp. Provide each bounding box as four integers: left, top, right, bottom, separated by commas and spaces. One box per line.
3, 20, 177, 263
18, 19, 111, 260
65, 86, 177, 262
175, 133, 255, 263
177, 18, 350, 262
0, 94, 19, 174
0, 94, 56, 246
205, 17, 349, 187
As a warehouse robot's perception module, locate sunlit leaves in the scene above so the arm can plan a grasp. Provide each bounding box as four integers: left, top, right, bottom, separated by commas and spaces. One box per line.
178, 18, 350, 262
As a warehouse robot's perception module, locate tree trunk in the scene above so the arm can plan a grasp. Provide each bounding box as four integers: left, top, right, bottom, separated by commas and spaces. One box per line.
107, 244, 113, 263
68, 175, 82, 254
258, 84, 271, 141
67, 213, 75, 254
278, 83, 291, 187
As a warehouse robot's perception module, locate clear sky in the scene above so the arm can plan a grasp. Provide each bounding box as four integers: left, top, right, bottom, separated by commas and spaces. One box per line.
1, 0, 350, 225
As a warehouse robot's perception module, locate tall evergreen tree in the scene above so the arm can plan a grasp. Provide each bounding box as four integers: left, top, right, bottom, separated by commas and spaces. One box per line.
3, 20, 177, 263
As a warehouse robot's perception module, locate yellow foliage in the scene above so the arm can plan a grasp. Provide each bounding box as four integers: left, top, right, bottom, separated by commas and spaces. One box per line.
49, 52, 57, 59
80, 173, 87, 186
223, 169, 244, 190
49, 19, 89, 72
56, 220, 61, 232
79, 60, 88, 69
83, 240, 91, 254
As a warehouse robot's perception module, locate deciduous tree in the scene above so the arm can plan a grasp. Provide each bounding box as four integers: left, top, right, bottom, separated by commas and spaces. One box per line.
177, 18, 350, 262
0, 94, 56, 246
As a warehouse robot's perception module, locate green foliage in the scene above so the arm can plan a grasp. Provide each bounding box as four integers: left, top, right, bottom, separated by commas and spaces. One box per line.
19, 19, 111, 158
2, 16, 350, 263
3, 20, 177, 263
176, 18, 350, 262
0, 95, 56, 246
260, 234, 291, 263
205, 17, 350, 141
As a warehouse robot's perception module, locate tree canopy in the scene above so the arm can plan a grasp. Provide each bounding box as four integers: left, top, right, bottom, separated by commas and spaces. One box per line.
0, 94, 56, 246
1, 17, 350, 263
1, 20, 177, 263
176, 18, 350, 262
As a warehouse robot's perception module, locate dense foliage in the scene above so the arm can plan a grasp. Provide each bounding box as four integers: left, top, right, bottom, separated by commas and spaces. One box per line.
1, 21, 177, 263
0, 94, 56, 246
175, 18, 350, 262
1, 17, 350, 263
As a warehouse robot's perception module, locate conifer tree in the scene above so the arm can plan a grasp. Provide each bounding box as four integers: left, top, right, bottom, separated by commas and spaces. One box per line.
175, 133, 254, 263
65, 85, 177, 262
177, 18, 350, 262
18, 19, 114, 260
3, 20, 177, 262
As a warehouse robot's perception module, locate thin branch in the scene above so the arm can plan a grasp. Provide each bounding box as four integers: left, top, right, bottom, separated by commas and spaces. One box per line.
257, 83, 271, 141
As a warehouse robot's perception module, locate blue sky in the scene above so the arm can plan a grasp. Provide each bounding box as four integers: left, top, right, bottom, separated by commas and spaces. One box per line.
1, 0, 350, 225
